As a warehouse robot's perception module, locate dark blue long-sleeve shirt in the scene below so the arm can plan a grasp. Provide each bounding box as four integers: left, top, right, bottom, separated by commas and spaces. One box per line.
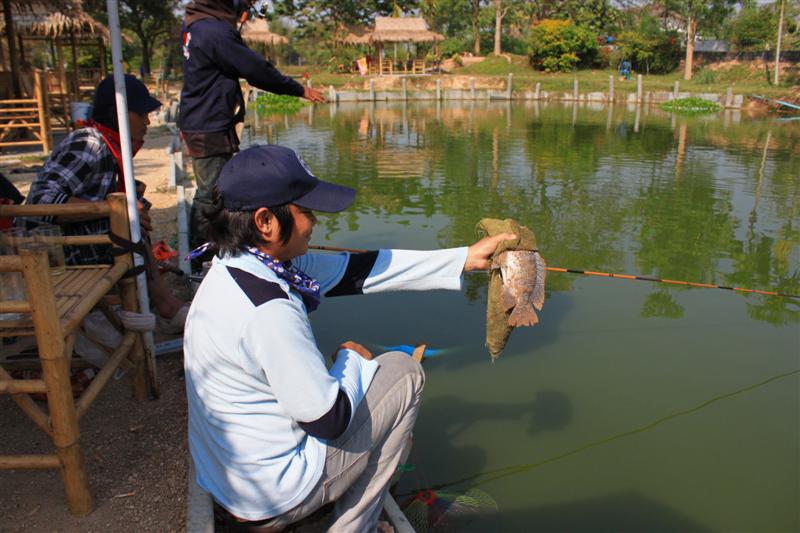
179, 18, 304, 156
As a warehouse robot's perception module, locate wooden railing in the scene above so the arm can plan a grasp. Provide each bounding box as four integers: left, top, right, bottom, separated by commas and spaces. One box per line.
0, 70, 51, 152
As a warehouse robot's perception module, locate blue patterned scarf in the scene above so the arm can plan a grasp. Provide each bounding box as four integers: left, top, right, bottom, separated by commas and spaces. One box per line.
246, 247, 321, 312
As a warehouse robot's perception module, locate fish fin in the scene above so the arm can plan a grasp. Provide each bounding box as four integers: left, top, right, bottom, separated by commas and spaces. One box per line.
492, 252, 507, 271
508, 304, 539, 327
500, 286, 516, 311
532, 252, 547, 311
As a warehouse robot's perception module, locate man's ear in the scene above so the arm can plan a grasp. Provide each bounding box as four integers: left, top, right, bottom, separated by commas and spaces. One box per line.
253, 207, 275, 242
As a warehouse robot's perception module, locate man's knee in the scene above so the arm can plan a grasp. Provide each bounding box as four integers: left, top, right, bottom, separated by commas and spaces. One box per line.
375, 351, 425, 393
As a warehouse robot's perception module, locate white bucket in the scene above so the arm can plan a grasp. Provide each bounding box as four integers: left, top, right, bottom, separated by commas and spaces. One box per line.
70, 102, 93, 124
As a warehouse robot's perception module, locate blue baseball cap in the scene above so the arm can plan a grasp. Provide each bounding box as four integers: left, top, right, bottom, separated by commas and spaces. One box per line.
93, 74, 161, 115
218, 145, 356, 212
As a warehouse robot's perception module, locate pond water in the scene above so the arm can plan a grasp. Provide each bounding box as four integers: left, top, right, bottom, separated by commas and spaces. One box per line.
247, 102, 799, 532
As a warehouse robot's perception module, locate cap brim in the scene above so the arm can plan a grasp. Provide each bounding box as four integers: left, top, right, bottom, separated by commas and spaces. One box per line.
132, 95, 162, 114
293, 180, 355, 213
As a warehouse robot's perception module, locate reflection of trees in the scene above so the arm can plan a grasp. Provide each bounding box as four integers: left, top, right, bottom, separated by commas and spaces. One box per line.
247, 104, 800, 325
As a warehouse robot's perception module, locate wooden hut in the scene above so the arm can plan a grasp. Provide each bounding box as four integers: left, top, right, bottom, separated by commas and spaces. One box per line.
342, 17, 444, 75
0, 0, 109, 128
241, 18, 288, 65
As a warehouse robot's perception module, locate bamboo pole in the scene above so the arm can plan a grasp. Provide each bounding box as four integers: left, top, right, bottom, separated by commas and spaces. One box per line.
0, 454, 61, 470
0, 364, 52, 435
0, 377, 48, 394
19, 243, 92, 515
0, 300, 31, 313
107, 193, 153, 399
0, 202, 111, 217
76, 331, 136, 419
34, 70, 51, 153
0, 255, 22, 272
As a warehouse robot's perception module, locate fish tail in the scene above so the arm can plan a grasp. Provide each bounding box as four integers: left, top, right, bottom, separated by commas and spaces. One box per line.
508, 303, 539, 327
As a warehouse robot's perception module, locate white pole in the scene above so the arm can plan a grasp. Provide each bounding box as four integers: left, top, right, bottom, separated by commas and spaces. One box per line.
106, 0, 158, 395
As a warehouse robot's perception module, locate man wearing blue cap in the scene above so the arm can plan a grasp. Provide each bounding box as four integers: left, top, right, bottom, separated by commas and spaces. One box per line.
180, 0, 325, 258
23, 75, 188, 333
184, 144, 512, 531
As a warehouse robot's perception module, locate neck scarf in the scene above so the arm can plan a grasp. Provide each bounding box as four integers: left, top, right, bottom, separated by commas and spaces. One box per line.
85, 119, 144, 193
246, 247, 321, 312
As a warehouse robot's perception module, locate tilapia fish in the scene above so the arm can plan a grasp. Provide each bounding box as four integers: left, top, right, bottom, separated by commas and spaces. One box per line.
492, 250, 546, 327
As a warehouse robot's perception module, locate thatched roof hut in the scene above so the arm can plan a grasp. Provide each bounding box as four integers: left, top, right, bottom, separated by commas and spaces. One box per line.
0, 1, 109, 41
241, 18, 288, 47
340, 17, 444, 45
370, 17, 444, 44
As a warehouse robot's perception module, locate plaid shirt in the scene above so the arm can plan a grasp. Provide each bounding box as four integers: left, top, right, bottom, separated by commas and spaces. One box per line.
22, 127, 117, 265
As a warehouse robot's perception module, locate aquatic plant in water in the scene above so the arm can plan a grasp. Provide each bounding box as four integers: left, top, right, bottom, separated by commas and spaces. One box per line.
660, 97, 721, 115
254, 93, 308, 114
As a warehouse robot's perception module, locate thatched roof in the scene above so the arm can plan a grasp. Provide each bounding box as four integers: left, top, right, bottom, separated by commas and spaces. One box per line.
340, 17, 444, 45
0, 1, 109, 41
370, 17, 444, 43
241, 18, 288, 46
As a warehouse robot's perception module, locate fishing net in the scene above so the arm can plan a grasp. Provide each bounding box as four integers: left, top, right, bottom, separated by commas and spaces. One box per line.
402, 488, 499, 532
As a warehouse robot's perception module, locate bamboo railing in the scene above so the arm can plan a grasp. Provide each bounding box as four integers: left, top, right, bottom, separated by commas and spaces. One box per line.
0, 70, 52, 152
0, 193, 150, 515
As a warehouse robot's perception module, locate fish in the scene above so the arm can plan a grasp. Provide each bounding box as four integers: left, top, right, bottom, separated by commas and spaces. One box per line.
492, 250, 547, 327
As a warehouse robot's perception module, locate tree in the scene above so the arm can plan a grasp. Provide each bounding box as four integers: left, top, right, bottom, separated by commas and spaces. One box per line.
774, 0, 785, 84
727, 5, 776, 51
493, 0, 508, 55
661, 0, 736, 80
471, 0, 483, 54
86, 0, 180, 76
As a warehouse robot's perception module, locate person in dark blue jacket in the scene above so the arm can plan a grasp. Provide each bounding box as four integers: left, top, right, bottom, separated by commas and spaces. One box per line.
179, 0, 325, 256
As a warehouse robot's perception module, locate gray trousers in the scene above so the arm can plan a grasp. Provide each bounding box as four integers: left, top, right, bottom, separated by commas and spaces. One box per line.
189, 154, 231, 249
267, 351, 425, 532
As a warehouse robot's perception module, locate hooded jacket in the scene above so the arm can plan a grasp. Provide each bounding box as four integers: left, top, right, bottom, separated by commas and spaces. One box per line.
179, 0, 304, 157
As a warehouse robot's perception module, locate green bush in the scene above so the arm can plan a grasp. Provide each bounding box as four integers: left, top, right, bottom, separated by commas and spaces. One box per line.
528, 19, 599, 73
616, 30, 680, 74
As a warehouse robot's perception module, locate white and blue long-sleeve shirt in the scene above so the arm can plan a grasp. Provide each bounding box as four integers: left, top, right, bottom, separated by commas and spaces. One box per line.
184, 247, 468, 520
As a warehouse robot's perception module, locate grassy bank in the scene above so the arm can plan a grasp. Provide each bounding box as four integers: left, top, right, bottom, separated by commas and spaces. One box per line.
280, 55, 798, 99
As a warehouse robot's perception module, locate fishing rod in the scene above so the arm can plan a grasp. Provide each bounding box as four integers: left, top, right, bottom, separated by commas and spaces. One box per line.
309, 245, 800, 299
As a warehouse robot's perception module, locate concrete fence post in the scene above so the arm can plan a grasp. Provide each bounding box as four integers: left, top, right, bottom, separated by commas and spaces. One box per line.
470, 77, 476, 100
535, 82, 541, 100
435, 79, 441, 101
328, 85, 336, 102
726, 86, 733, 108
636, 74, 643, 103
369, 79, 375, 101
609, 75, 614, 102
573, 78, 579, 101
673, 81, 680, 99
507, 73, 513, 100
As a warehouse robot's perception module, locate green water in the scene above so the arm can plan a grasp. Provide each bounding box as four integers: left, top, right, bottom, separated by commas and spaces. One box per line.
249, 102, 799, 532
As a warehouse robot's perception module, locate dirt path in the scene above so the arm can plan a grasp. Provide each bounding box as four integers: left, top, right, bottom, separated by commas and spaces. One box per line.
0, 127, 190, 532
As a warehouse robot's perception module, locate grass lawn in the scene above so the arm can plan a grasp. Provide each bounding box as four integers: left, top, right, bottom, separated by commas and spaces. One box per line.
281, 54, 797, 98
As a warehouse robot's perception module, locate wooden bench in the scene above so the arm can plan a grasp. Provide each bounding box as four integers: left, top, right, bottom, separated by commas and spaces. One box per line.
0, 193, 151, 515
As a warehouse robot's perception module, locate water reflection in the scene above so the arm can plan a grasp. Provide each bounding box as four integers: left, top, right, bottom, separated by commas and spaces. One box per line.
249, 102, 799, 326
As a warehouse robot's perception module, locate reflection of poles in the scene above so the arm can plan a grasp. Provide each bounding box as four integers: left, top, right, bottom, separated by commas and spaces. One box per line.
749, 130, 771, 239
571, 101, 578, 126
505, 99, 511, 131
634, 104, 641, 133
606, 102, 613, 131
307, 102, 314, 126
491, 127, 500, 192
675, 122, 687, 180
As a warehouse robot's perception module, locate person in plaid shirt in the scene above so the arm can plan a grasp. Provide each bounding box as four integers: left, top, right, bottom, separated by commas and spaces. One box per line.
22, 75, 188, 333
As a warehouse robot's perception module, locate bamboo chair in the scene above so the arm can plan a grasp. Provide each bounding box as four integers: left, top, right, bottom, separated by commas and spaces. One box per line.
0, 193, 151, 515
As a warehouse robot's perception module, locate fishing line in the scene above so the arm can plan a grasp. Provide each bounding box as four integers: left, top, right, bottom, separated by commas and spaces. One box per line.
397, 368, 800, 497
309, 245, 800, 299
